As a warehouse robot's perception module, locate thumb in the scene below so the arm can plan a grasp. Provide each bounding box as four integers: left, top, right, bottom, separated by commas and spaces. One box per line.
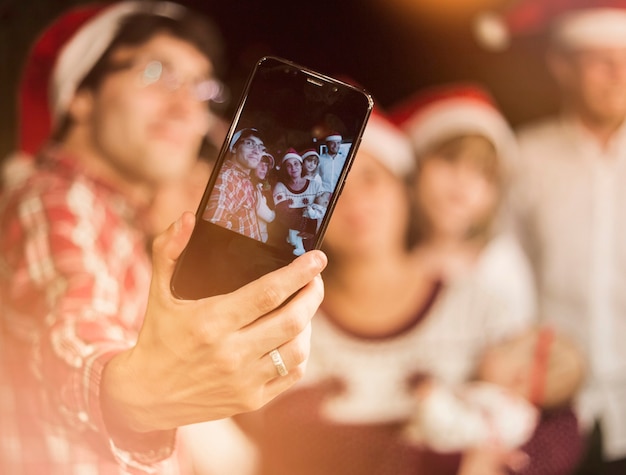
150, 211, 196, 293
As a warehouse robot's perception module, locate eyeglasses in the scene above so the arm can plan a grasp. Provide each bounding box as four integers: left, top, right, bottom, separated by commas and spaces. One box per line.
107, 59, 225, 103
240, 138, 266, 153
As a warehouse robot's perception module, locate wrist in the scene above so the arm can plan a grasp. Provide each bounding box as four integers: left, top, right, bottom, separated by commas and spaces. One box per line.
100, 348, 158, 434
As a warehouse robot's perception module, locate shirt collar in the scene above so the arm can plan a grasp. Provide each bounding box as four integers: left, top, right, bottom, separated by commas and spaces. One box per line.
559, 113, 626, 159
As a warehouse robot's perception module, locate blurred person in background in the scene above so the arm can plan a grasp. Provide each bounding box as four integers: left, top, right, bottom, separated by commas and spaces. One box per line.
476, 1, 626, 472
393, 83, 535, 326
0, 2, 326, 473
393, 83, 582, 474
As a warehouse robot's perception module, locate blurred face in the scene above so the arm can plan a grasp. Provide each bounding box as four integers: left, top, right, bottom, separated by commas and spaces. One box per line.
550, 46, 626, 125
284, 157, 302, 181
327, 140, 341, 154
414, 136, 499, 240
304, 157, 318, 174
255, 160, 269, 180
234, 136, 264, 171
324, 150, 410, 258
76, 33, 213, 187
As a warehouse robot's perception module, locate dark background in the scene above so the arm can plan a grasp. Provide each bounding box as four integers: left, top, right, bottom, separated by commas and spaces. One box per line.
0, 0, 560, 161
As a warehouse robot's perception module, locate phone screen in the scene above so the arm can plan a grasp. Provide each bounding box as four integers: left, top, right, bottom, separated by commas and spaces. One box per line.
171, 56, 373, 299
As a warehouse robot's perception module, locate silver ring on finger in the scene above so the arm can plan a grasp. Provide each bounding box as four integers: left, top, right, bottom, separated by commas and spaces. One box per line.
269, 348, 289, 377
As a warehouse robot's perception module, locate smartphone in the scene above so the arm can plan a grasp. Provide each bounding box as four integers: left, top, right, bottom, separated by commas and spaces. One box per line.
171, 56, 373, 300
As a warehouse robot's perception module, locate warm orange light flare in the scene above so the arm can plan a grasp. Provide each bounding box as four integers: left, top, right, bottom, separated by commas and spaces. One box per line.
378, 0, 510, 25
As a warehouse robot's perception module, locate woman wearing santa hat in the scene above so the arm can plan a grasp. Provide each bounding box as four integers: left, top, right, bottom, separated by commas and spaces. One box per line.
273, 148, 327, 256
475, 1, 626, 473
236, 106, 422, 474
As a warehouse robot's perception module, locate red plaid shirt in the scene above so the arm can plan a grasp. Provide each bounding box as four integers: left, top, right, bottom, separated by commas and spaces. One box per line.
203, 159, 260, 240
0, 149, 185, 474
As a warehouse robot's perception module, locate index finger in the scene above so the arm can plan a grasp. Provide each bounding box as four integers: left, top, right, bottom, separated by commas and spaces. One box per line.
211, 250, 327, 330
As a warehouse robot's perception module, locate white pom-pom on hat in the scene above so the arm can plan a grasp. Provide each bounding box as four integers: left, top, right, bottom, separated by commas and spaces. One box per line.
473, 11, 511, 51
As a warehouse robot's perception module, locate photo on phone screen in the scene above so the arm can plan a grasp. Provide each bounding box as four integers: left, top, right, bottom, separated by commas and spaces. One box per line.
171, 56, 373, 300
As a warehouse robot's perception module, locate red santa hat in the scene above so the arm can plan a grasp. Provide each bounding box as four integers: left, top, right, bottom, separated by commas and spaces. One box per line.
360, 107, 414, 177
390, 83, 517, 166
301, 149, 320, 161
474, 0, 626, 51
260, 152, 275, 170
281, 148, 302, 164
324, 132, 343, 142
17, 1, 184, 156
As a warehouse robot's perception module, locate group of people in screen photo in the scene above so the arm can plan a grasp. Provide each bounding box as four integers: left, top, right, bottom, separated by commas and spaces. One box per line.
203, 127, 349, 256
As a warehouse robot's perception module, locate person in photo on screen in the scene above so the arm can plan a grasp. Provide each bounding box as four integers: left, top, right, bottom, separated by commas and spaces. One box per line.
203, 127, 265, 241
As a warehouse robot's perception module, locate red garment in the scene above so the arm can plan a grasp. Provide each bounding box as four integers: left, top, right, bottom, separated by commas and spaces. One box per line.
0, 149, 181, 474
237, 383, 426, 475
203, 159, 261, 240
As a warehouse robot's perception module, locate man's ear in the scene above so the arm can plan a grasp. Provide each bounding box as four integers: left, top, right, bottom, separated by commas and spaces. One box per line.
66, 88, 94, 124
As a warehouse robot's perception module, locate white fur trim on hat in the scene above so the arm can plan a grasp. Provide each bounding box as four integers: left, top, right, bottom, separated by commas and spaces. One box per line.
260, 152, 275, 169
361, 113, 414, 177
325, 134, 342, 142
402, 98, 517, 166
282, 150, 302, 164
52, 1, 185, 122
552, 8, 626, 48
301, 149, 320, 161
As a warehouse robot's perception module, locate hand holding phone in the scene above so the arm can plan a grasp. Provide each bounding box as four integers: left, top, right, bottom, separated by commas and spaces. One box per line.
171, 56, 373, 299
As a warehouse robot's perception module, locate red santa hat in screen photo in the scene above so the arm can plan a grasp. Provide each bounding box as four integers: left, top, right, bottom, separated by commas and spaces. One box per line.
390, 83, 517, 167
281, 148, 303, 164
360, 107, 414, 178
16, 1, 184, 157
474, 0, 626, 51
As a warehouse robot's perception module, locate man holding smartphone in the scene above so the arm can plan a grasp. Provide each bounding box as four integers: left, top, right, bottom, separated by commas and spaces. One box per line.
0, 2, 326, 474
203, 127, 265, 240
